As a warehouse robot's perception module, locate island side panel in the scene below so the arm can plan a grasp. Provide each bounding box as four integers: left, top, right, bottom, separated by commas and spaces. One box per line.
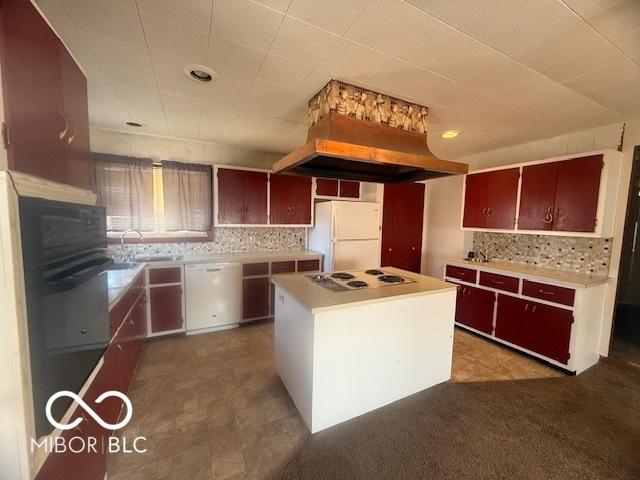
311, 290, 456, 433
273, 285, 315, 429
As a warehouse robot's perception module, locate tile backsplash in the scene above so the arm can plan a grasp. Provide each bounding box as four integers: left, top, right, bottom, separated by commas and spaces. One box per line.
473, 232, 612, 276
110, 227, 306, 258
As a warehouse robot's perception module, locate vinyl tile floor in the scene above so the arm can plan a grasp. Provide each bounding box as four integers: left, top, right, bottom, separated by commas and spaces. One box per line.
107, 322, 563, 480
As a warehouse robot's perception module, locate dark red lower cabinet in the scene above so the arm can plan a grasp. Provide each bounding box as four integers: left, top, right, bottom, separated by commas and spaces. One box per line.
455, 284, 495, 334
527, 301, 573, 364
150, 285, 183, 333
495, 294, 572, 364
243, 277, 270, 319
495, 294, 532, 349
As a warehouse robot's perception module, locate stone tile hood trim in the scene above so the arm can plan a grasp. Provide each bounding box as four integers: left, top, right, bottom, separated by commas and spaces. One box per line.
273, 80, 468, 183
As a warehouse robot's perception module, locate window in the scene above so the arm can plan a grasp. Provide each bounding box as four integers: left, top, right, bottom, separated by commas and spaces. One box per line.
94, 153, 213, 239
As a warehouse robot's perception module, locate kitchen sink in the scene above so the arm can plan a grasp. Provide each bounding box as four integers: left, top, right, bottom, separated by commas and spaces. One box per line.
463, 258, 490, 263
134, 255, 183, 262
108, 262, 141, 270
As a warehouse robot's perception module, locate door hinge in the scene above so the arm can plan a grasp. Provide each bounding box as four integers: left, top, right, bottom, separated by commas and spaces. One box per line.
1, 122, 10, 149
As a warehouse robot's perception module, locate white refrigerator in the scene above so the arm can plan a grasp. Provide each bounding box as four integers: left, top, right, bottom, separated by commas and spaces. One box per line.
309, 201, 382, 272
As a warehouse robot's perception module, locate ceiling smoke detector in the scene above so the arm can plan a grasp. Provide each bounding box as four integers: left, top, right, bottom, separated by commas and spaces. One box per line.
183, 64, 217, 83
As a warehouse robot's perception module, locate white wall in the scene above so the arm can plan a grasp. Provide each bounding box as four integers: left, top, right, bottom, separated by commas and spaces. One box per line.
90, 127, 281, 169
423, 120, 640, 356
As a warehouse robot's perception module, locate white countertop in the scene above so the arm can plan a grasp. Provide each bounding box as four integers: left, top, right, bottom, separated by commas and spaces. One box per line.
137, 249, 322, 267
106, 263, 145, 310
106, 250, 323, 310
443, 257, 609, 288
271, 267, 457, 313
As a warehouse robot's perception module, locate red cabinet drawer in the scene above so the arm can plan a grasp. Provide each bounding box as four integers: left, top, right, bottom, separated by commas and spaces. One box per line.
522, 280, 575, 307
445, 265, 477, 283
479, 271, 519, 293
243, 262, 269, 276
297, 259, 320, 272
271, 261, 295, 274
148, 267, 181, 285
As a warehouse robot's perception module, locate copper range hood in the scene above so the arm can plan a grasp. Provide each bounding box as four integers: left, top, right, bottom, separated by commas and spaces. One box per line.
272, 81, 468, 183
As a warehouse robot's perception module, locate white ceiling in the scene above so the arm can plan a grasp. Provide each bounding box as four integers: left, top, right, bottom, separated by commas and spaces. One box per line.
36, 0, 640, 159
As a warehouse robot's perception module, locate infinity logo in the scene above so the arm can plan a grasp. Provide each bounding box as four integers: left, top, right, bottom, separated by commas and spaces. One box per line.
45, 391, 133, 431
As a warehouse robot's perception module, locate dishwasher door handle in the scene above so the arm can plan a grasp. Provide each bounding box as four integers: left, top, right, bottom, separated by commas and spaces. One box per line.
205, 268, 222, 272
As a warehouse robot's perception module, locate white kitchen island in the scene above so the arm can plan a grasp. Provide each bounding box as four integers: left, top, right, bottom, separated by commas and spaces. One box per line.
271, 267, 458, 433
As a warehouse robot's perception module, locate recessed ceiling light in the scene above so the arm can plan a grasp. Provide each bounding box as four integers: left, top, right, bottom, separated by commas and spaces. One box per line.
183, 64, 217, 84
441, 130, 460, 139
126, 121, 143, 127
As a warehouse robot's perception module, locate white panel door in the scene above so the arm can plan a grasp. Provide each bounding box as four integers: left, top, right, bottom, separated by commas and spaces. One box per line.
333, 239, 381, 271
333, 202, 381, 240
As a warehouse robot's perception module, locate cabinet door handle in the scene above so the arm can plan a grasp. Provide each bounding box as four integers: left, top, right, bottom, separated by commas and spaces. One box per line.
532, 305, 537, 313
486, 207, 492, 216
411, 246, 416, 251
525, 303, 529, 311
66, 120, 77, 144
58, 113, 70, 140
482, 208, 487, 216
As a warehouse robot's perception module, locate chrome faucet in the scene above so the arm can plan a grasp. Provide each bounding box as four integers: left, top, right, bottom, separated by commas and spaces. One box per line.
120, 229, 144, 261
476, 249, 489, 262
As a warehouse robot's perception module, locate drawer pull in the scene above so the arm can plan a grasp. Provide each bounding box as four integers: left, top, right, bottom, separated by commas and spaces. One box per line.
539, 289, 555, 295
492, 280, 504, 285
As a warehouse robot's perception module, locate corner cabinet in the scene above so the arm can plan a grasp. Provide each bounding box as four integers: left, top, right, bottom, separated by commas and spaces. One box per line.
214, 166, 313, 227
461, 150, 623, 237
0, 0, 93, 190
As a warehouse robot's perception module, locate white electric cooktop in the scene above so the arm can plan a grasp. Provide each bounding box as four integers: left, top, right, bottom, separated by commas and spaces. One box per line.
307, 269, 416, 292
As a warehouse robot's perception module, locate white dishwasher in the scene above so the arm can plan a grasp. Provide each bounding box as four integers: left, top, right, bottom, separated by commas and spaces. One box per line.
185, 262, 242, 335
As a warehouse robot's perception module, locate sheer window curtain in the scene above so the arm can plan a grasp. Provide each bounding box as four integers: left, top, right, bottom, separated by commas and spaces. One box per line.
161, 161, 213, 232
94, 153, 155, 232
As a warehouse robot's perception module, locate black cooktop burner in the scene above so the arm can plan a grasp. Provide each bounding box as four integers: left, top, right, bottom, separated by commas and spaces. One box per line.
331, 272, 355, 280
365, 269, 384, 275
347, 280, 368, 288
379, 275, 405, 283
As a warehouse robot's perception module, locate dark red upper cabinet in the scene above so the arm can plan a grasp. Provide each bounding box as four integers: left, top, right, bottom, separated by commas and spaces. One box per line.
1, 0, 66, 183
462, 172, 489, 228
485, 168, 520, 229
59, 46, 93, 190
0, 0, 91, 189
216, 168, 268, 225
518, 162, 558, 231
242, 170, 268, 224
270, 173, 312, 225
217, 168, 245, 224
316, 178, 339, 196
339, 180, 360, 198
553, 155, 603, 232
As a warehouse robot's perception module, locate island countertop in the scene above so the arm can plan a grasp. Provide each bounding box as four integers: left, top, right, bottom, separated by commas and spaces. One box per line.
271, 267, 457, 313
